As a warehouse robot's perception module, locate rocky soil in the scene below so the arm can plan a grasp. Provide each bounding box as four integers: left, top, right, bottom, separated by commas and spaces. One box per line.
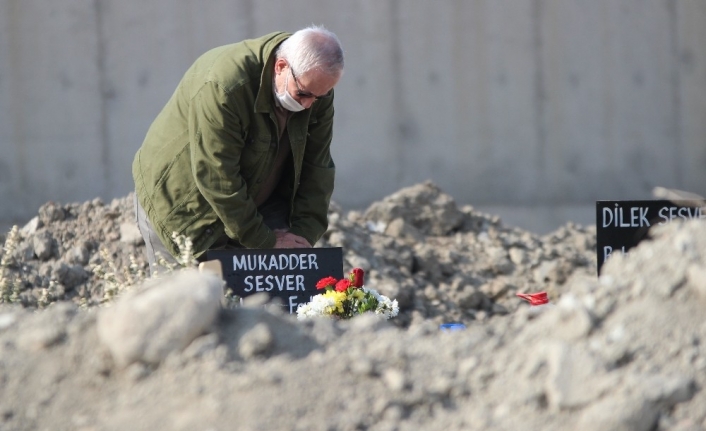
0, 181, 704, 431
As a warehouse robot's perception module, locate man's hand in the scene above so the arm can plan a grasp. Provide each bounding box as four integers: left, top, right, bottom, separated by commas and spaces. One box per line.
273, 230, 311, 248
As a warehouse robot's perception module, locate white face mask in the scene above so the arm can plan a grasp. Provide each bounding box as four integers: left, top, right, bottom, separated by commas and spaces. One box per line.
275, 71, 305, 112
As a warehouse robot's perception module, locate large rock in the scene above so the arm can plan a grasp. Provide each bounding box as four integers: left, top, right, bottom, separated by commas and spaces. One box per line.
97, 269, 224, 367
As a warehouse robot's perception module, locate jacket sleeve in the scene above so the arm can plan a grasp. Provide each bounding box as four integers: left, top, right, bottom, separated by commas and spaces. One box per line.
287, 94, 336, 246
188, 81, 277, 248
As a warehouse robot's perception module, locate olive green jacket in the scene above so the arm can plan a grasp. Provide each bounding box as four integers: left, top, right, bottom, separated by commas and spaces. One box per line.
132, 32, 336, 257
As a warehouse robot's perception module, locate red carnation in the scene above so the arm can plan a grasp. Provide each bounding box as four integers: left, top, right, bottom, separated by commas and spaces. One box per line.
335, 279, 351, 292
350, 267, 365, 288
316, 276, 338, 290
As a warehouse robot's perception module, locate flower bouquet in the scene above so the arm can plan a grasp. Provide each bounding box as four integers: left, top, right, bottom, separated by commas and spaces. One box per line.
296, 268, 399, 320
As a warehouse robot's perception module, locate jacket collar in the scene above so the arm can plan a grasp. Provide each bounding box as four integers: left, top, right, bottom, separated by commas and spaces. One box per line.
254, 32, 291, 114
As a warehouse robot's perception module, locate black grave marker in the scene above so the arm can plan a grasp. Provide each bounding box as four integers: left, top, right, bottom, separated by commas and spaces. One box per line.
205, 247, 344, 314
596, 200, 705, 274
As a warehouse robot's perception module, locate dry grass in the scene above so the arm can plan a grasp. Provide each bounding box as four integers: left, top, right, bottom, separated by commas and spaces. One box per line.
91, 232, 198, 305
91, 249, 148, 304
0, 226, 23, 304
1, 226, 201, 308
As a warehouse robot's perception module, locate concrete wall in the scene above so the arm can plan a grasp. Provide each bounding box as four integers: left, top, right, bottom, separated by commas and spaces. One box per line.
1, 0, 705, 227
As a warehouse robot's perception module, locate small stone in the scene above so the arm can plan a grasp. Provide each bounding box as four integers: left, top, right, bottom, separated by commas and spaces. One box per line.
32, 232, 54, 261
242, 292, 270, 307
382, 368, 406, 392
20, 217, 40, 236
576, 394, 658, 431
458, 290, 488, 310
350, 357, 375, 376
183, 333, 220, 359
551, 295, 595, 340
385, 218, 424, 242
327, 231, 347, 247
508, 248, 528, 265
66, 245, 91, 266
642, 374, 695, 407
0, 313, 16, 331
17, 303, 75, 350
51, 263, 88, 290
687, 264, 706, 297
119, 222, 144, 246
238, 323, 274, 359
479, 279, 512, 300
488, 249, 514, 275
124, 362, 151, 382
15, 243, 35, 262
38, 202, 66, 224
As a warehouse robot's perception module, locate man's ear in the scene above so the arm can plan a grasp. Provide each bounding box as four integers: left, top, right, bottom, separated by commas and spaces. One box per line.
274, 58, 287, 75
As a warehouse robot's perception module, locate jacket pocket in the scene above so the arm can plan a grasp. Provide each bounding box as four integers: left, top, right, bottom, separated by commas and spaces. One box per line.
191, 220, 225, 255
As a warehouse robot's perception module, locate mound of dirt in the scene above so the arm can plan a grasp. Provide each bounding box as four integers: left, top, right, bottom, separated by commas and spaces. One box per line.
1, 181, 704, 431
0, 181, 596, 325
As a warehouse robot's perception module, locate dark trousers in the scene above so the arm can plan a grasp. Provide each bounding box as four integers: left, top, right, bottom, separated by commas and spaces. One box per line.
134, 194, 290, 276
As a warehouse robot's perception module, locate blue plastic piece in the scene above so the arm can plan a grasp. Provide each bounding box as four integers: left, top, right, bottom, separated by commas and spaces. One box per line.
440, 323, 467, 332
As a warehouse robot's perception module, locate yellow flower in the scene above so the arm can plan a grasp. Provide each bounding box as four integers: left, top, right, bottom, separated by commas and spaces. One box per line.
323, 290, 346, 314
350, 289, 365, 300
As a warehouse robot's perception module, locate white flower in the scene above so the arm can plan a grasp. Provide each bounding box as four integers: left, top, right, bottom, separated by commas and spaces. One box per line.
296, 294, 336, 320
363, 287, 399, 319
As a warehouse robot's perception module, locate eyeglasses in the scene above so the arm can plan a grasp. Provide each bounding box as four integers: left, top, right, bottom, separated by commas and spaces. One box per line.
289, 65, 333, 100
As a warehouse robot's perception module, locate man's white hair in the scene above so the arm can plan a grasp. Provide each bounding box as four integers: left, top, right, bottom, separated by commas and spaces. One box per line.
276, 25, 344, 78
